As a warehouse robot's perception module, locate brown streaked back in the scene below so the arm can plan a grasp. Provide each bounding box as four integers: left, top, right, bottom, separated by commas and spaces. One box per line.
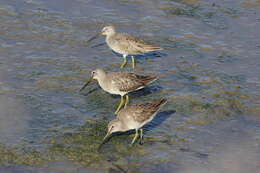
118, 98, 167, 124
110, 33, 162, 55
108, 72, 157, 92
135, 74, 158, 85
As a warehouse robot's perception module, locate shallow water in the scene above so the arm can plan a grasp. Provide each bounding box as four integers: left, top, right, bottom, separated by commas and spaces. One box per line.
0, 0, 259, 172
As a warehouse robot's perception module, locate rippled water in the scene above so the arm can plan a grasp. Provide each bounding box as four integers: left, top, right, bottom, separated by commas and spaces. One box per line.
0, 0, 259, 172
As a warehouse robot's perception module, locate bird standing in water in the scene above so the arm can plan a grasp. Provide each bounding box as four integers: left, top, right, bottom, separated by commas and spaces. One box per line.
87, 26, 162, 69
100, 98, 167, 146
80, 68, 158, 114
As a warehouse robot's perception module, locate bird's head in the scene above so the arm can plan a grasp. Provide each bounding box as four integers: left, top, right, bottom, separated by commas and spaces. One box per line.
101, 25, 116, 36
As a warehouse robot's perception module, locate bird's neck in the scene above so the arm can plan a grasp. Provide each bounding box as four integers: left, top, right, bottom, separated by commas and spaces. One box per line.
106, 32, 116, 41
96, 74, 106, 86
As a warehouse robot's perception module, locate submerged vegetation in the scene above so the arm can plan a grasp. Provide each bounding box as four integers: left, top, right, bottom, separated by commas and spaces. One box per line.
0, 143, 46, 166
168, 61, 256, 124
0, 60, 258, 168
0, 0, 259, 172
0, 119, 152, 168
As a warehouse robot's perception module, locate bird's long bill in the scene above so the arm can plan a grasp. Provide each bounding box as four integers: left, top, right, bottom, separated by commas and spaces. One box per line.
79, 76, 93, 92
98, 132, 112, 151
102, 132, 111, 143
86, 32, 101, 44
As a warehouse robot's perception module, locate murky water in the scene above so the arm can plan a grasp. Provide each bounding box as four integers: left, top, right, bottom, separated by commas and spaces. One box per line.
0, 0, 259, 172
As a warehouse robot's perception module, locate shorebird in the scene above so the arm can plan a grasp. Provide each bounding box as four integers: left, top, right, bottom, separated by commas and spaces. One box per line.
80, 68, 158, 114
87, 26, 162, 69
100, 98, 167, 146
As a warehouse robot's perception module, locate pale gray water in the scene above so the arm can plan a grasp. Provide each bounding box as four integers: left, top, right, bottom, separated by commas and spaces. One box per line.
0, 0, 259, 172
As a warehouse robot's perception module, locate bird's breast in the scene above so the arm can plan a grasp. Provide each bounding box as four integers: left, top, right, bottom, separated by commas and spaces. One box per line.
106, 36, 129, 55
98, 80, 125, 96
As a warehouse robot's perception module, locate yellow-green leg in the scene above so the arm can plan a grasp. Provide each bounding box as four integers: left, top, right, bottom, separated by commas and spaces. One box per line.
115, 96, 124, 115
131, 56, 135, 69
120, 55, 127, 68
131, 129, 139, 145
124, 95, 129, 108
139, 128, 143, 145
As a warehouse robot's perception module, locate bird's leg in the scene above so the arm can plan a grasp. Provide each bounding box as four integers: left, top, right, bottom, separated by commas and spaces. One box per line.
131, 56, 135, 69
131, 129, 139, 145
120, 55, 127, 68
139, 128, 143, 145
124, 95, 129, 108
115, 96, 124, 115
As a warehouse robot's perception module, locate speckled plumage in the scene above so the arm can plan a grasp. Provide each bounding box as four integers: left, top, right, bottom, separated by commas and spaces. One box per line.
100, 25, 162, 69
117, 98, 167, 128
92, 69, 157, 96
80, 68, 158, 114
102, 98, 167, 145
106, 32, 162, 55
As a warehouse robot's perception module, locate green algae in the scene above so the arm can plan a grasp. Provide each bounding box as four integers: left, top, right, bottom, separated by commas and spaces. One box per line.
0, 0, 259, 172
172, 88, 247, 124
168, 61, 256, 125
0, 119, 151, 168
46, 119, 158, 168
169, 5, 200, 17
171, 0, 200, 6
0, 143, 49, 166
47, 119, 108, 166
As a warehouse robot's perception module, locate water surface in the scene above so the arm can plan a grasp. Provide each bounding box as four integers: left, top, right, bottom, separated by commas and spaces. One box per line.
0, 0, 259, 172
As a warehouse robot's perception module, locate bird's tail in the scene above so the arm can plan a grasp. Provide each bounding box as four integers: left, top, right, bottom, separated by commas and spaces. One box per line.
141, 43, 163, 52
154, 98, 167, 108
144, 46, 163, 52
138, 75, 158, 85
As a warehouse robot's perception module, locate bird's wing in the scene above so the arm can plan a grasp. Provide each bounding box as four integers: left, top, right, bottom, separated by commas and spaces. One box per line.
108, 72, 145, 92
126, 99, 166, 123
117, 98, 167, 124
114, 33, 162, 54
131, 98, 167, 123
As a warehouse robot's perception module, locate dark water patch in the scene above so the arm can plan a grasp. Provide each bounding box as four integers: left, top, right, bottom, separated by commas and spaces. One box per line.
80, 88, 117, 114
163, 38, 198, 50
91, 42, 107, 49
168, 5, 200, 17
170, 0, 200, 6
129, 85, 163, 98
216, 52, 239, 63
108, 164, 128, 173
143, 110, 176, 133
80, 86, 100, 97
163, 1, 242, 31
179, 147, 209, 159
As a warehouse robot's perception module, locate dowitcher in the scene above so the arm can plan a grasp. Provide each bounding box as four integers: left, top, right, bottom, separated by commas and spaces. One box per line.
87, 26, 162, 69
80, 68, 157, 114
101, 98, 167, 146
